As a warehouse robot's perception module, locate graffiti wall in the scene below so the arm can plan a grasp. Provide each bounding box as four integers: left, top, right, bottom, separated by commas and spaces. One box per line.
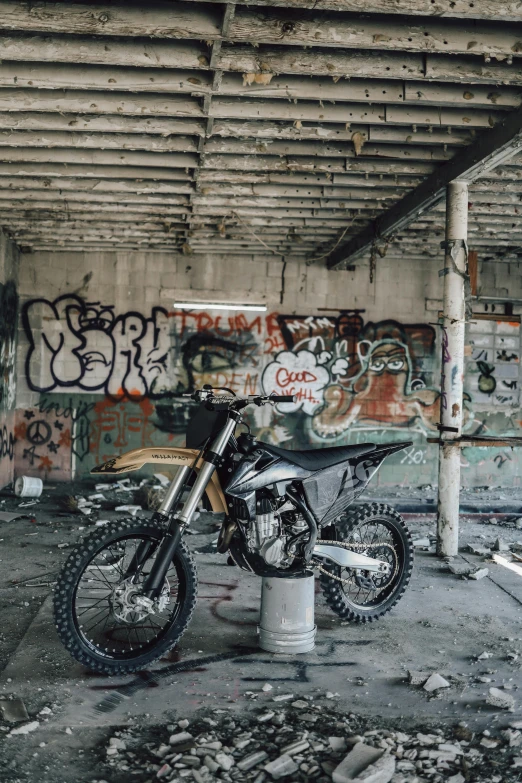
14, 293, 522, 486
0, 279, 19, 487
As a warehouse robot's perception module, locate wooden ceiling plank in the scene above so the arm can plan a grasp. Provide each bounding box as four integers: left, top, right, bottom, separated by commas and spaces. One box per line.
0, 147, 198, 168
0, 89, 203, 116
0, 130, 199, 153
229, 6, 522, 58
0, 1, 222, 39
182, 0, 522, 22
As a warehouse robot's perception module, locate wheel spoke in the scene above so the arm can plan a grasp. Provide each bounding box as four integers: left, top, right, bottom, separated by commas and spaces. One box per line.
72, 532, 184, 661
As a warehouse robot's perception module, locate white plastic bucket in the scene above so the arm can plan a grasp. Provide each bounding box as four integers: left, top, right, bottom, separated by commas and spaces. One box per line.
14, 476, 43, 498
258, 572, 316, 654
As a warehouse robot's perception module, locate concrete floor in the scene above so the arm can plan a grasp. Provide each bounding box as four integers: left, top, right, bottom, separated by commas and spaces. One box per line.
0, 484, 522, 782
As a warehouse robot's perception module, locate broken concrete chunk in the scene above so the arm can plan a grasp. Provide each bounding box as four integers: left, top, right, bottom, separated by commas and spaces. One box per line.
469, 568, 489, 580
237, 750, 269, 771
333, 744, 395, 783
329, 736, 348, 752
291, 699, 308, 709
264, 754, 298, 780
467, 545, 491, 556
115, 505, 142, 516
8, 720, 39, 736
493, 538, 509, 552
332, 743, 385, 783
0, 698, 29, 723
169, 731, 193, 746
408, 671, 430, 686
447, 563, 475, 576
280, 739, 309, 755
447, 774, 465, 783
412, 538, 430, 547
487, 687, 515, 711
215, 752, 235, 771
423, 673, 450, 692
477, 651, 493, 660
109, 737, 126, 750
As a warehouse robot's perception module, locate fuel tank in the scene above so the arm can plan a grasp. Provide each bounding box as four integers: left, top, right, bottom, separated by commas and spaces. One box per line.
226, 446, 312, 497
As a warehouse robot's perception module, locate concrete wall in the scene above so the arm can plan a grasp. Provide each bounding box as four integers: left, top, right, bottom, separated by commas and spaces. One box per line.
8, 249, 522, 489
0, 230, 20, 488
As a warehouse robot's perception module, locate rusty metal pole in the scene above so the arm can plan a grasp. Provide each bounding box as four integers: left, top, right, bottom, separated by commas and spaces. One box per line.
437, 181, 468, 557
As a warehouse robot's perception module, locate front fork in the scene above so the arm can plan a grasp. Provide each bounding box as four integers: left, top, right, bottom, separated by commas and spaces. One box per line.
141, 414, 238, 599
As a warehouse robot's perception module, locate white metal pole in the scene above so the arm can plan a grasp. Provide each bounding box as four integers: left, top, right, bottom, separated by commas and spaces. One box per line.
437, 181, 468, 557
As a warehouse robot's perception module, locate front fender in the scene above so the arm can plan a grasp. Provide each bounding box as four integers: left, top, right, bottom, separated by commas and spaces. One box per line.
91, 447, 226, 514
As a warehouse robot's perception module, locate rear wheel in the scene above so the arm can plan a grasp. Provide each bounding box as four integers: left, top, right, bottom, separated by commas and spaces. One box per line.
320, 503, 413, 623
53, 518, 197, 675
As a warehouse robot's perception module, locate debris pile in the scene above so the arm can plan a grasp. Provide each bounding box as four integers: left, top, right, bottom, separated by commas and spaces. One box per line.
100, 703, 522, 783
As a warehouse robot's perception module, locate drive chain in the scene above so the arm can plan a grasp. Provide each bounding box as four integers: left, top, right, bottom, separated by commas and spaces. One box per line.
312, 539, 398, 586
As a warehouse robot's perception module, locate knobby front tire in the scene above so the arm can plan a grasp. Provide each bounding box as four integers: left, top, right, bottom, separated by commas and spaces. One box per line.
53, 518, 198, 675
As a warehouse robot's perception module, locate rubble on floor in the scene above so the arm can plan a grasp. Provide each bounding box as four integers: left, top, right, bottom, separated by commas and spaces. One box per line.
97, 703, 522, 783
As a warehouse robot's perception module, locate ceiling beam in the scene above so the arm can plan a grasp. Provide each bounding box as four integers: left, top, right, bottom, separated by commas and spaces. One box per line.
327, 102, 522, 269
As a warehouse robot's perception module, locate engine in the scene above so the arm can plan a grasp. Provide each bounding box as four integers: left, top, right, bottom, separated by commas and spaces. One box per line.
246, 494, 308, 569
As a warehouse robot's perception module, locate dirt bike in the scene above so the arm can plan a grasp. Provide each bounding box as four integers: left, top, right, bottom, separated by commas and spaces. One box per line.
53, 386, 414, 674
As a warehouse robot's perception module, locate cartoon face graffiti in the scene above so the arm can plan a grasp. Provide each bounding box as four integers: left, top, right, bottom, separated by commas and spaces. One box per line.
311, 328, 441, 439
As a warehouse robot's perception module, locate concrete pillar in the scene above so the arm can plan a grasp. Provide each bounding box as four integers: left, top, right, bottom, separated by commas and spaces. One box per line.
437, 181, 468, 558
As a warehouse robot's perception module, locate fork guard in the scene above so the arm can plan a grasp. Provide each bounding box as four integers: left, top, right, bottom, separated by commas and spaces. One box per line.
91, 447, 227, 514
313, 543, 391, 574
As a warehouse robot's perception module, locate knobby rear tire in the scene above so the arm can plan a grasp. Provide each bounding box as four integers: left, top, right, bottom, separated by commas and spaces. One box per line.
320, 502, 413, 623
53, 517, 198, 675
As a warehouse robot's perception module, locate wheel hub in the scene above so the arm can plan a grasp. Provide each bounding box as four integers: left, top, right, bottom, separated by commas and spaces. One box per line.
354, 544, 396, 590
111, 578, 170, 624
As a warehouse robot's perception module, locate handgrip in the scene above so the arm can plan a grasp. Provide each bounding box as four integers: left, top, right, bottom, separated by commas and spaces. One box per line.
270, 395, 297, 403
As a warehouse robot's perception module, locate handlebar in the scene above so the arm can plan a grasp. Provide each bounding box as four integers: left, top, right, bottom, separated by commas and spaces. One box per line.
183, 388, 296, 407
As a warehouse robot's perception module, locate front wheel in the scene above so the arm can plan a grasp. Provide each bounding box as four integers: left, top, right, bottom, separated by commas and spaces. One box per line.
53, 518, 197, 675
320, 503, 413, 623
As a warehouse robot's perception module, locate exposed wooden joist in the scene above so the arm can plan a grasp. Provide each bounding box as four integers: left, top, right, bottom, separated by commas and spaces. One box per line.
0, 2, 223, 39
219, 46, 522, 85
0, 176, 195, 195
183, 0, 522, 22
0, 89, 202, 116
0, 130, 199, 153
0, 62, 212, 93
0, 148, 198, 168
6, 34, 522, 87
0, 112, 206, 136
0, 190, 191, 206
0, 2, 519, 59
327, 102, 522, 269
0, 34, 210, 69
227, 7, 522, 58
0, 162, 193, 180
209, 97, 504, 127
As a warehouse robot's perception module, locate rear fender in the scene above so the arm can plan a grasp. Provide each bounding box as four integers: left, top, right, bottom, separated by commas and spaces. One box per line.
91, 447, 227, 514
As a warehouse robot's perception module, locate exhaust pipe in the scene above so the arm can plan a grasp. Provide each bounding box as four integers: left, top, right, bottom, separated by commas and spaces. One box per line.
313, 543, 391, 574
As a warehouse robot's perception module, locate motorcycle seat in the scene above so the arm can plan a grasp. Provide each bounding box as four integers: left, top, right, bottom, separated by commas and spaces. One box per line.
259, 442, 376, 471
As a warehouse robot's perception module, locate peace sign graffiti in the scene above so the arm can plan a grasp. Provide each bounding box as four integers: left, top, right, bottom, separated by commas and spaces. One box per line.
26, 419, 52, 446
